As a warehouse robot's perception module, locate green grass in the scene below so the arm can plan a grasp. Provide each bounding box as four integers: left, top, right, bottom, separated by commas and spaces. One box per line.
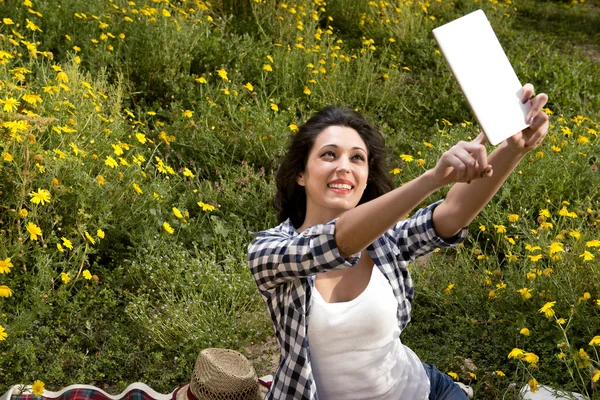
0, 0, 599, 398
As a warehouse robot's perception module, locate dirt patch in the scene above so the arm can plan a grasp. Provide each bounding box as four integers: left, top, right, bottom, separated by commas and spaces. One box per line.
580, 42, 600, 64
244, 335, 280, 378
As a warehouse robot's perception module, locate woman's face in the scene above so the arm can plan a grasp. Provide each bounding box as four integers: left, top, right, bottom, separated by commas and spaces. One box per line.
297, 125, 369, 226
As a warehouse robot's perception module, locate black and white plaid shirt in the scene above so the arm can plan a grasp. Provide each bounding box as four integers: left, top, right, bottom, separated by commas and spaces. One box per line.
247, 200, 468, 399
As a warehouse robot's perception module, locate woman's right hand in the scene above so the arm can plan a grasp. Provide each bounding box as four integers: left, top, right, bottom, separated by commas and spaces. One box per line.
432, 132, 493, 186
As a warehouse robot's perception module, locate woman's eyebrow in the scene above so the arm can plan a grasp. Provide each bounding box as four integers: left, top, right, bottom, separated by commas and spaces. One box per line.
319, 143, 367, 153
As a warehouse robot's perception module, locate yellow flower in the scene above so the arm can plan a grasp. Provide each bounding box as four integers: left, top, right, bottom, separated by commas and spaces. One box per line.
508, 348, 524, 359
569, 230, 581, 239
96, 175, 106, 185
29, 188, 51, 205
24, 17, 41, 31
508, 214, 519, 223
0, 285, 13, 297
22, 93, 42, 105
19, 208, 28, 217
195, 77, 207, 84
558, 206, 578, 218
580, 251, 594, 261
391, 168, 401, 175
529, 378, 539, 393
557, 318, 566, 325
105, 156, 118, 168
173, 207, 183, 219
525, 272, 536, 282
0, 325, 7, 341
400, 154, 414, 163
495, 370, 505, 377
83, 270, 92, 280
198, 201, 216, 212
520, 328, 530, 336
183, 168, 195, 178
577, 136, 589, 145
479, 225, 486, 232
539, 301, 556, 318
3, 18, 15, 24
183, 110, 193, 118
523, 352, 539, 364
416, 159, 426, 167
162, 9, 171, 17
163, 221, 174, 234
593, 371, 600, 383
26, 222, 42, 241
289, 124, 299, 133
61, 237, 73, 250
2, 152, 13, 162
468, 372, 476, 379
60, 272, 71, 284
132, 183, 143, 195
263, 64, 273, 71
447, 372, 458, 380
0, 258, 13, 274
303, 86, 311, 95
494, 225, 506, 233
443, 283, 454, 294
2, 98, 20, 112
97, 229, 105, 239
112, 144, 124, 156
32, 380, 45, 396
589, 336, 600, 346
517, 288, 533, 300
548, 242, 564, 255
85, 231, 96, 245
539, 209, 551, 218
216, 69, 229, 81
56, 71, 69, 83
577, 348, 591, 368
488, 289, 496, 299
270, 103, 279, 112
586, 240, 600, 247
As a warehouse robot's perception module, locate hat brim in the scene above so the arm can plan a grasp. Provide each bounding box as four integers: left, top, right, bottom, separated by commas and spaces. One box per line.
172, 383, 264, 400
173, 384, 190, 400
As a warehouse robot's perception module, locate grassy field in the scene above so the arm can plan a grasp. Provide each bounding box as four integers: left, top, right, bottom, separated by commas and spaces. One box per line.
0, 0, 599, 398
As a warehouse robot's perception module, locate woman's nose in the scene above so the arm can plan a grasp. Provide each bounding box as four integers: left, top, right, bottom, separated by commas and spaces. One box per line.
336, 157, 351, 173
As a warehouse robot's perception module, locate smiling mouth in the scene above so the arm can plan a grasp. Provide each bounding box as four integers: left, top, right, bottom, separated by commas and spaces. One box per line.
328, 183, 353, 190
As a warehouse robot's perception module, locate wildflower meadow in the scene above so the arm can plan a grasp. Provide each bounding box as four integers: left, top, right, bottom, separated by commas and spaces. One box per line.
0, 0, 599, 398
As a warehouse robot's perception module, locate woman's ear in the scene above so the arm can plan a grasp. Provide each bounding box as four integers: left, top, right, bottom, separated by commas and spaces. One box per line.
297, 173, 305, 186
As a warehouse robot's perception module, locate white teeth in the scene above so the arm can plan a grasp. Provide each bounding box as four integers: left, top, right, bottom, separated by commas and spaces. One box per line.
328, 183, 352, 190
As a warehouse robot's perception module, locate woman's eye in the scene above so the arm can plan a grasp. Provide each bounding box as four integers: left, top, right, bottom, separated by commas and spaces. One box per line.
352, 154, 366, 161
321, 151, 336, 158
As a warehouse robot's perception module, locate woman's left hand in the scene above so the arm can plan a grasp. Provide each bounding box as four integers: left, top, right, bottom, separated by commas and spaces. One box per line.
507, 83, 549, 151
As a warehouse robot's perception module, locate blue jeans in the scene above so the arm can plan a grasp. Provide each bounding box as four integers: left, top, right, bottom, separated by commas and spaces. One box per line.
423, 363, 468, 400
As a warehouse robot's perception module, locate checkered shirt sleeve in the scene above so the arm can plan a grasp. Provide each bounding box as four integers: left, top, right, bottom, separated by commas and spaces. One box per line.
248, 219, 360, 294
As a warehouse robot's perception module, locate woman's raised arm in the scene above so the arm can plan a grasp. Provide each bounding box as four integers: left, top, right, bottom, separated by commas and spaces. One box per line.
433, 85, 549, 239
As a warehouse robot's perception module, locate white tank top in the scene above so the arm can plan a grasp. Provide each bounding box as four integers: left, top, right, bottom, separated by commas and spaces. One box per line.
307, 266, 430, 400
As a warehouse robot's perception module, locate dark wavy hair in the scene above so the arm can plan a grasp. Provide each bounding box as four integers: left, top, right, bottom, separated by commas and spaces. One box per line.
274, 106, 393, 228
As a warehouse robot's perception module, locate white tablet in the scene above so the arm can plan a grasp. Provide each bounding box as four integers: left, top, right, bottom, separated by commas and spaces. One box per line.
433, 9, 531, 145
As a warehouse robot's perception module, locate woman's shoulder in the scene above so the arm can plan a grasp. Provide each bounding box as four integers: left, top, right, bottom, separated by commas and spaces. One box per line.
251, 219, 298, 241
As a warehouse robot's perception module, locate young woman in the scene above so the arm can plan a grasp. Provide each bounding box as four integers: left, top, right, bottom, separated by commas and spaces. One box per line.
248, 84, 549, 400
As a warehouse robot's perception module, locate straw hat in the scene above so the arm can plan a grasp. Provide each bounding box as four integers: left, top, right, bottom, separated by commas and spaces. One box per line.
174, 348, 264, 400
